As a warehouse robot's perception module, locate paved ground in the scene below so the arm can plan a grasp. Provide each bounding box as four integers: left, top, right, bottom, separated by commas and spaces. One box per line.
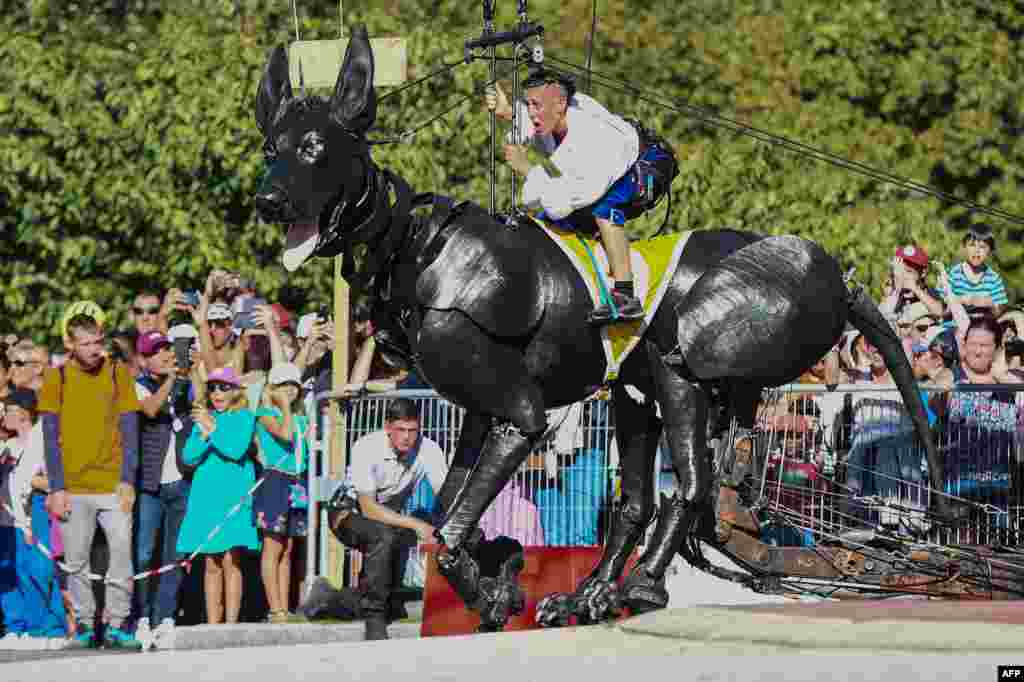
0, 621, 1015, 682
3, 555, 1023, 680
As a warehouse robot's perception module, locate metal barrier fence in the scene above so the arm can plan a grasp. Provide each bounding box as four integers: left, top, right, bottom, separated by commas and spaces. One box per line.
756, 383, 1024, 550
317, 384, 1024, 590
325, 391, 619, 588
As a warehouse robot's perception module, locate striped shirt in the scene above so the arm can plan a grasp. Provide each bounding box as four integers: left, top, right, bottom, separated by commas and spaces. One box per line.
946, 261, 1008, 306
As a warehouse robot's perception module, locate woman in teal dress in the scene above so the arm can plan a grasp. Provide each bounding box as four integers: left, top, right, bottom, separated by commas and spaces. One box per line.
176, 367, 260, 624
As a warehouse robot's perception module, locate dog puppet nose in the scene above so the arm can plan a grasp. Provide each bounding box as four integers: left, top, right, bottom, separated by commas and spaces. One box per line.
254, 187, 290, 222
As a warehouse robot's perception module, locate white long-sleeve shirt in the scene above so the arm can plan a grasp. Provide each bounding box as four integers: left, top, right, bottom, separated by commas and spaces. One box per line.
1, 422, 46, 530
510, 94, 640, 220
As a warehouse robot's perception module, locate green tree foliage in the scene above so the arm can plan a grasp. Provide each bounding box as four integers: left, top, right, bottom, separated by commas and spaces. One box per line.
2, 0, 1022, 343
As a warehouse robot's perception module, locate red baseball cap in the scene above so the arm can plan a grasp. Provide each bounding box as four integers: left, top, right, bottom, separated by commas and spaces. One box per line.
896, 244, 929, 270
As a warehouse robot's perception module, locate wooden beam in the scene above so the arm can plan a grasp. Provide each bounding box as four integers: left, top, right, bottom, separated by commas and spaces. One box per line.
288, 38, 408, 90
327, 255, 350, 588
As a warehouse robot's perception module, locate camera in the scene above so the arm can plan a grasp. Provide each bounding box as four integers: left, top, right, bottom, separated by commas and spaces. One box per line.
173, 337, 193, 371
1005, 338, 1024, 359
234, 297, 267, 330
181, 290, 201, 307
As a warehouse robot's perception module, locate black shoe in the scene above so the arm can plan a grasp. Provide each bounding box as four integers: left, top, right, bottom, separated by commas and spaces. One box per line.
589, 291, 644, 324
364, 617, 389, 641
387, 598, 409, 623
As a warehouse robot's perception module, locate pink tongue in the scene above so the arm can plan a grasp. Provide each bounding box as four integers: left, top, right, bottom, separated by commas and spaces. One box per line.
282, 221, 319, 272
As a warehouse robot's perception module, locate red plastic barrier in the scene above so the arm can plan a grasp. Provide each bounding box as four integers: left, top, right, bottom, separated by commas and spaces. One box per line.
420, 545, 638, 637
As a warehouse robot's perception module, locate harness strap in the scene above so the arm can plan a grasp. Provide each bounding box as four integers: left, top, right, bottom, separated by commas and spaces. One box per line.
341, 169, 415, 293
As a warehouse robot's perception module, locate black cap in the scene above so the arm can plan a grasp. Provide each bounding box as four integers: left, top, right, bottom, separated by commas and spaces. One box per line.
3, 387, 38, 413
522, 68, 576, 99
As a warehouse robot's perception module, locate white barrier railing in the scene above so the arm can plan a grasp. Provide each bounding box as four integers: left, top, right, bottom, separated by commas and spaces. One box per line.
310, 384, 1024, 589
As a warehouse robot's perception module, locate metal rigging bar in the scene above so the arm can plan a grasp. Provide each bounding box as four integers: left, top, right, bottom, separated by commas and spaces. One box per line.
483, 0, 497, 216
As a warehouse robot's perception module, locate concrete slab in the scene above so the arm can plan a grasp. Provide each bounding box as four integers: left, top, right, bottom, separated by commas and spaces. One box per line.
165, 621, 420, 651
620, 604, 1024, 654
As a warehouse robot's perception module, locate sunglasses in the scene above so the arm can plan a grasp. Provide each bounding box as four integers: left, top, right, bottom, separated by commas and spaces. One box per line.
133, 305, 161, 315
209, 319, 232, 328
207, 382, 237, 394
10, 359, 39, 368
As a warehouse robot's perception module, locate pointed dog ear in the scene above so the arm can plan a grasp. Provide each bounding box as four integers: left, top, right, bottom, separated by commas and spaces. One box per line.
255, 45, 293, 137
329, 25, 376, 134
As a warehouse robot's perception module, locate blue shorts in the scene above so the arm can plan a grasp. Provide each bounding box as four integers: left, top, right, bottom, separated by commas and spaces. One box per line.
543, 146, 669, 227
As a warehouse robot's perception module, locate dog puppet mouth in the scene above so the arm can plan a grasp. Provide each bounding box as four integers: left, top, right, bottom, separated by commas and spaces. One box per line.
282, 220, 320, 272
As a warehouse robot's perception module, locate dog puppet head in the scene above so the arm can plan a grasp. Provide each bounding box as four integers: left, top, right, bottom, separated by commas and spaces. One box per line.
253, 26, 378, 272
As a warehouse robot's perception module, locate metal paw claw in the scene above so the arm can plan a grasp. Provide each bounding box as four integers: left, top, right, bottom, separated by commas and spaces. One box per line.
436, 546, 482, 606
621, 569, 669, 615
476, 575, 526, 632
574, 578, 623, 624
535, 593, 574, 628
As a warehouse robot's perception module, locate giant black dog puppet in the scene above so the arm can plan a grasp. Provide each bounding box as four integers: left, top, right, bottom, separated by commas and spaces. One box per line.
253, 28, 966, 630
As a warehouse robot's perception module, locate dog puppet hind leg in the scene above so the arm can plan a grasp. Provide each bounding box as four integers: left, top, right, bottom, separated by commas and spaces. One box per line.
537, 379, 661, 627
619, 344, 711, 614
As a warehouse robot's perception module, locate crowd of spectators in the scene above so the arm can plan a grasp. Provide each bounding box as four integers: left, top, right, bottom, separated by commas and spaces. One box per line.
3, 224, 1024, 649
760, 224, 1024, 545
0, 268, 431, 650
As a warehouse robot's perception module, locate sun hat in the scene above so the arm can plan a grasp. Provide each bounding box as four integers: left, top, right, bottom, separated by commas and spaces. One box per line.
898, 301, 933, 326
168, 323, 199, 341
206, 366, 242, 388
268, 363, 302, 387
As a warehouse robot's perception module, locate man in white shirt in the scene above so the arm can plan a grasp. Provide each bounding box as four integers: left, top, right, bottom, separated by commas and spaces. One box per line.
329, 398, 447, 640
489, 69, 670, 324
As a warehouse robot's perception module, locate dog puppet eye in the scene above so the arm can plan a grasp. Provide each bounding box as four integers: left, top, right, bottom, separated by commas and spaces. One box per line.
297, 131, 326, 164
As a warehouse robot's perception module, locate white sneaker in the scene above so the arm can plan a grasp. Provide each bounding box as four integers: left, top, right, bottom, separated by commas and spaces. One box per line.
45, 637, 68, 650
0, 633, 31, 650
21, 636, 49, 650
152, 618, 176, 650
135, 617, 154, 651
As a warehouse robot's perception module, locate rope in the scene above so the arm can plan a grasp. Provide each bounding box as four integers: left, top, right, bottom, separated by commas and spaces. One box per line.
291, 0, 301, 42
376, 60, 469, 104
3, 427, 309, 588
543, 55, 1024, 228
584, 0, 597, 95
370, 62, 526, 145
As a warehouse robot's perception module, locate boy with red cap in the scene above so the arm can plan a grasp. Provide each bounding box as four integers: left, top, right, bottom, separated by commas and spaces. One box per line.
881, 243, 945, 322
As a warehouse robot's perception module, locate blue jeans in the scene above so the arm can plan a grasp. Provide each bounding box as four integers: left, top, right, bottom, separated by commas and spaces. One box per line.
134, 480, 190, 623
